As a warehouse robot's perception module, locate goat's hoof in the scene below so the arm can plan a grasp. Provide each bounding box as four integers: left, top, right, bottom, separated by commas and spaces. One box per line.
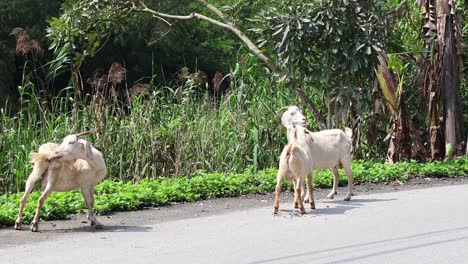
299, 208, 306, 214
90, 220, 103, 229
14, 221, 22, 230
344, 196, 351, 201
326, 193, 335, 199
30, 222, 39, 232
294, 203, 299, 209
273, 207, 279, 215
310, 204, 316, 210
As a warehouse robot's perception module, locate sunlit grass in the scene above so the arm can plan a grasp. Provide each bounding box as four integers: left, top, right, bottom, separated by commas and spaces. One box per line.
0, 55, 296, 194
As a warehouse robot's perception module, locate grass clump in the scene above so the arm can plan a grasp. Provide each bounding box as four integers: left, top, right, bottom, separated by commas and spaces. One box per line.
0, 57, 294, 195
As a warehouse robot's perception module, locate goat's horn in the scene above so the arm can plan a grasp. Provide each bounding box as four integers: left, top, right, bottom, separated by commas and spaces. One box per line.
276, 106, 291, 117
75, 131, 93, 138
277, 106, 290, 113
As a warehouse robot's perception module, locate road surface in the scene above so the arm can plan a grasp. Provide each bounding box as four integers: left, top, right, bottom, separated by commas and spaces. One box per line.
1, 183, 468, 264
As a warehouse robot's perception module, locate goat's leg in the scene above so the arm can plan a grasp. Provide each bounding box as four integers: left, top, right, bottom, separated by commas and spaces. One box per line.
81, 185, 102, 229
273, 171, 284, 215
292, 177, 307, 207
295, 177, 306, 214
15, 175, 39, 230
342, 160, 354, 201
302, 177, 310, 203
292, 179, 299, 208
327, 167, 340, 199
30, 184, 54, 232
15, 164, 46, 230
306, 173, 315, 209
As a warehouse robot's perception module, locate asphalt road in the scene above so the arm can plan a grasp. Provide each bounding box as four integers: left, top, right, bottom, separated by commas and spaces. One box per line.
1, 184, 468, 264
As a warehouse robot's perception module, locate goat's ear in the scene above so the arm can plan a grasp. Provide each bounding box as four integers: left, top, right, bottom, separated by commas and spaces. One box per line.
80, 140, 95, 160
85, 142, 95, 160
281, 112, 294, 129
277, 106, 291, 127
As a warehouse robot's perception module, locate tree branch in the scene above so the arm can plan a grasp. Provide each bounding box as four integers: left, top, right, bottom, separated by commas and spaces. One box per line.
134, 1, 283, 78
133, 0, 327, 129
195, 0, 230, 23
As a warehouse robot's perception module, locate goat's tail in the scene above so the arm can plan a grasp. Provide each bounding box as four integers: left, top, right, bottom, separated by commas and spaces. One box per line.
28, 153, 51, 183
288, 145, 301, 165
287, 144, 309, 178
30, 153, 48, 164
290, 144, 302, 156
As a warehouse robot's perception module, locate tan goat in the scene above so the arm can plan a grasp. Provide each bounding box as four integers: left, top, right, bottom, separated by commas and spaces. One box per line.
14, 131, 107, 232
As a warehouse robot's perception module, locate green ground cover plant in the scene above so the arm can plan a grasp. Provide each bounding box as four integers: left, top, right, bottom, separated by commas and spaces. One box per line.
1, 158, 466, 227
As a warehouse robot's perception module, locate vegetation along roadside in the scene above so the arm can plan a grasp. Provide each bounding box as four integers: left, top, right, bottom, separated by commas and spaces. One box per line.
1, 157, 466, 227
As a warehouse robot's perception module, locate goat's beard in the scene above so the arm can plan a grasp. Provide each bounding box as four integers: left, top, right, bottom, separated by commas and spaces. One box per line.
293, 121, 307, 127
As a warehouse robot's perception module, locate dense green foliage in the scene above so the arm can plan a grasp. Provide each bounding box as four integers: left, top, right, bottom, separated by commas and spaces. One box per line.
252, 0, 385, 77
1, 158, 466, 226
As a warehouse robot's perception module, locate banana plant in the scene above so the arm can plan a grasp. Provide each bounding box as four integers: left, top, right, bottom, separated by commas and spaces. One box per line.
376, 52, 426, 163
417, 0, 464, 159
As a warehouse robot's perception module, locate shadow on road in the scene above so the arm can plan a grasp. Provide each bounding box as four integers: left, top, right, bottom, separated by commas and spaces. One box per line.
317, 198, 397, 215
250, 226, 468, 264
44, 224, 153, 233
0, 224, 152, 250
277, 198, 397, 216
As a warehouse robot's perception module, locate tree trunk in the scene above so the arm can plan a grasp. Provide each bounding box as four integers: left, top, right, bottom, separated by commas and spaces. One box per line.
438, 0, 464, 154
466, 134, 468, 156
295, 88, 327, 130
418, 0, 463, 159
397, 95, 412, 161
428, 73, 445, 160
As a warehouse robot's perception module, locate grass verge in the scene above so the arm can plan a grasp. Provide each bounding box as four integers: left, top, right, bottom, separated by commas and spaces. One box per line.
1, 158, 467, 226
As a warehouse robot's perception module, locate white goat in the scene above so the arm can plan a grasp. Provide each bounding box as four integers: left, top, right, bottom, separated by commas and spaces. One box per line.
14, 131, 107, 232
274, 126, 316, 214
278, 106, 354, 205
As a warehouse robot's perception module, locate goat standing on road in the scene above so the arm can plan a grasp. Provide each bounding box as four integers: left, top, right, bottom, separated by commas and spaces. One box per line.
274, 106, 354, 214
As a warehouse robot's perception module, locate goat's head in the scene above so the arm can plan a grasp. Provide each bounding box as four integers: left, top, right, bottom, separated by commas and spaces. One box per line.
48, 131, 95, 161
279, 106, 307, 129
